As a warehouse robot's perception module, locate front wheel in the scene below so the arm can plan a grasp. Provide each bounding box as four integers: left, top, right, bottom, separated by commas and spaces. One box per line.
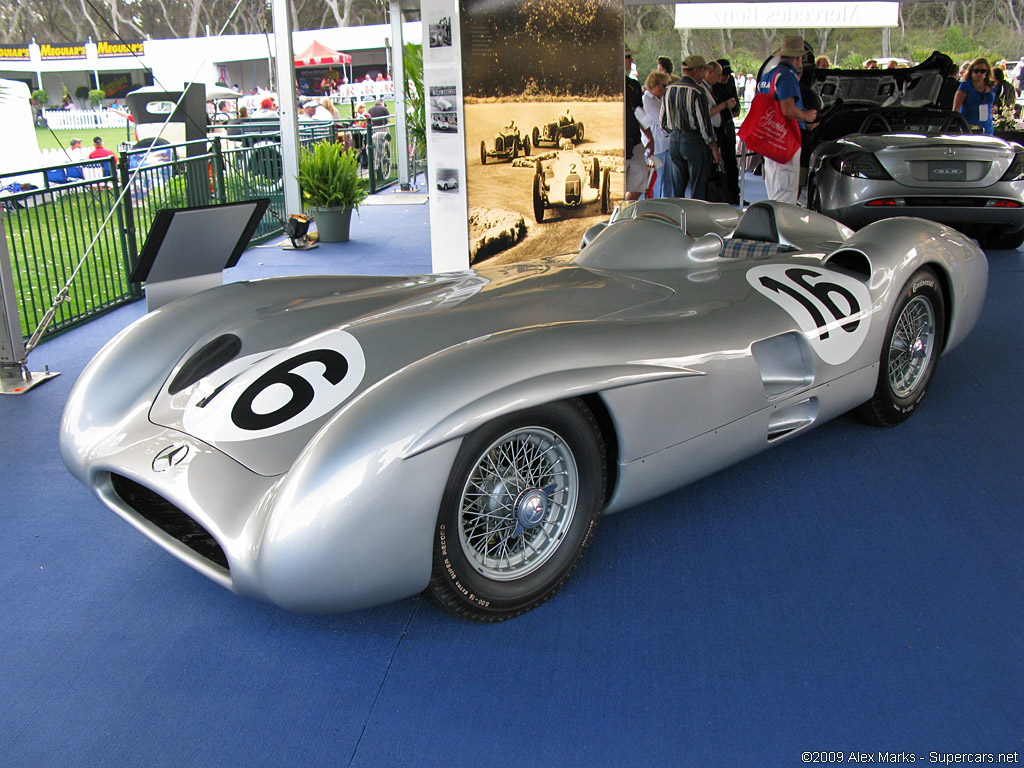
576, 122, 584, 141
533, 172, 546, 222
600, 168, 611, 214
857, 268, 945, 427
426, 401, 606, 621
480, 140, 487, 165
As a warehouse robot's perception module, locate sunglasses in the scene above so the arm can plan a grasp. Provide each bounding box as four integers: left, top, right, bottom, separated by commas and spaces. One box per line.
972, 68, 989, 74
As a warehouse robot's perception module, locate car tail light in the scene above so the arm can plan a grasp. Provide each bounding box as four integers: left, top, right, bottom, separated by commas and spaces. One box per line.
998, 152, 1024, 181
830, 151, 891, 180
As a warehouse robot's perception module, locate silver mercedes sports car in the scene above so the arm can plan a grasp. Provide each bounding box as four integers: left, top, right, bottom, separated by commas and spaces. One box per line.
806, 110, 1024, 249
802, 51, 1024, 249
61, 199, 988, 621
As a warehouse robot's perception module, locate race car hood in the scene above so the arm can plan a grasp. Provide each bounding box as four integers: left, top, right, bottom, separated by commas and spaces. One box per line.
149, 261, 673, 475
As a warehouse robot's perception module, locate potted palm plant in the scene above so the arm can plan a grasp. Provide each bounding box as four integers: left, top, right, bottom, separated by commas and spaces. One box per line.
297, 141, 367, 242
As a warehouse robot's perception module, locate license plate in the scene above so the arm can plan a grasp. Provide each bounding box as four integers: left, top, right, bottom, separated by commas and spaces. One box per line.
928, 161, 966, 181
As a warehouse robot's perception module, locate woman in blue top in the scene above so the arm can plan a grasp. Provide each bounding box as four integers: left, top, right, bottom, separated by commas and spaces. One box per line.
953, 57, 996, 134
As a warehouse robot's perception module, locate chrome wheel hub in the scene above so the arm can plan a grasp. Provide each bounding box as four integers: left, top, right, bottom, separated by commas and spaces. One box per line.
458, 427, 578, 581
888, 296, 935, 398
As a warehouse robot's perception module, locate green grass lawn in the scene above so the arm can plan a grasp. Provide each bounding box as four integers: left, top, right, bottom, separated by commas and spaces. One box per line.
35, 125, 135, 152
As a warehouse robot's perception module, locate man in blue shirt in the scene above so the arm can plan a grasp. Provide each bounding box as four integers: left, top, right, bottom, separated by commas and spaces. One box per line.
755, 36, 817, 204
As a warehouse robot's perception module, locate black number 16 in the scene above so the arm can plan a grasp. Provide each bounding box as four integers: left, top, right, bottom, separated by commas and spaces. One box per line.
759, 268, 861, 341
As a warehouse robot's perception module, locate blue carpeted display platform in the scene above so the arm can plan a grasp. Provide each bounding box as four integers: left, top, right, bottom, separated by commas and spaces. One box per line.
2, 181, 1021, 766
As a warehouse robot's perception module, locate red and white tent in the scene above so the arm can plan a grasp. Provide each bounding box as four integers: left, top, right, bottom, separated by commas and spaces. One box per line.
294, 41, 352, 68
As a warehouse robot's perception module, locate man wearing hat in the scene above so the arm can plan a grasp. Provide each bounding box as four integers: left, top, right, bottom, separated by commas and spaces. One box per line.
755, 36, 818, 204
713, 59, 741, 204
68, 138, 86, 161
660, 54, 720, 200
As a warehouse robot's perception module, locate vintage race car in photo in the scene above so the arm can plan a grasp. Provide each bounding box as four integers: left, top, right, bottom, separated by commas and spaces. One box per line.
800, 50, 1024, 249
531, 110, 585, 147
61, 199, 988, 622
437, 176, 459, 190
532, 149, 610, 222
480, 121, 530, 164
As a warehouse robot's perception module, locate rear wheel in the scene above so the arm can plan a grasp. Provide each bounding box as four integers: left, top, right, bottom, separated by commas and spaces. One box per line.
480, 140, 487, 165
426, 401, 606, 621
857, 268, 945, 427
980, 229, 1024, 250
600, 168, 611, 214
576, 122, 585, 141
532, 126, 540, 147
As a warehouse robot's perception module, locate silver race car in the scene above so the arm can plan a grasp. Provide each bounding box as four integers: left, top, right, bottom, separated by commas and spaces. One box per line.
61, 200, 988, 621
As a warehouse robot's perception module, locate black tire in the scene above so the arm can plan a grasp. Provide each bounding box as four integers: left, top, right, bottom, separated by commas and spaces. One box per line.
601, 168, 611, 214
426, 400, 606, 621
857, 268, 945, 427
806, 176, 821, 213
524, 135, 531, 157
533, 172, 546, 222
590, 158, 600, 189
532, 126, 540, 147
480, 140, 487, 165
980, 229, 1024, 250
576, 122, 584, 141
512, 139, 519, 160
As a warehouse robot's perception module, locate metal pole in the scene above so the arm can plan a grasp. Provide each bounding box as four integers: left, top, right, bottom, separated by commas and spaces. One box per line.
389, 0, 411, 190
0, 213, 59, 394
270, 0, 302, 215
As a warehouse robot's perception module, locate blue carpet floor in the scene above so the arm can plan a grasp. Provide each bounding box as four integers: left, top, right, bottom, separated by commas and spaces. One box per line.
2, 181, 1021, 766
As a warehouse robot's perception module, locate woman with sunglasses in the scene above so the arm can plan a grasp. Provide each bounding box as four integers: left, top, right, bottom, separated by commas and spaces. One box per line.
953, 57, 996, 134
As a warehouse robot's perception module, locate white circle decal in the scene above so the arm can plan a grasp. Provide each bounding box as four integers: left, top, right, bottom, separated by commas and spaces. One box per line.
181, 328, 366, 442
746, 265, 872, 365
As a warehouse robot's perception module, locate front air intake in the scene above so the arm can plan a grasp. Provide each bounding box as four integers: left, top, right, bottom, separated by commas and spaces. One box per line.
110, 474, 229, 571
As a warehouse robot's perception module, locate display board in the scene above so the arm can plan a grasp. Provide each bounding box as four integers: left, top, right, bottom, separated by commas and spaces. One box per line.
422, 0, 623, 272
422, 0, 471, 272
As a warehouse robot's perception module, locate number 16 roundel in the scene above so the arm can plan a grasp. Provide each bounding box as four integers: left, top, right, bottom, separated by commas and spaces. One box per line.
746, 265, 873, 366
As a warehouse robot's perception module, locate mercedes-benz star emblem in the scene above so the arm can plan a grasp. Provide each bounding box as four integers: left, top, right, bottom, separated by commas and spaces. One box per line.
152, 443, 190, 472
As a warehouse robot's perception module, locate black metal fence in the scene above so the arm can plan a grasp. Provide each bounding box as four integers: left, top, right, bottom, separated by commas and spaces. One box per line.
1, 119, 399, 343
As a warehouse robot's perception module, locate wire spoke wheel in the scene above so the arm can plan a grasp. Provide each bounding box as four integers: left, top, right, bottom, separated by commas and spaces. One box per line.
887, 295, 935, 398
427, 401, 605, 621
458, 426, 578, 581
858, 267, 945, 427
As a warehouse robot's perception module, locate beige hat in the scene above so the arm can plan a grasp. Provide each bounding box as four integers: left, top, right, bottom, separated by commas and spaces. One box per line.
779, 36, 805, 58
681, 55, 708, 70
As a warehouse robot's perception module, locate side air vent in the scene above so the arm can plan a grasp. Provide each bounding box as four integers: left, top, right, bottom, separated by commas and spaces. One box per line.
751, 331, 815, 399
168, 333, 242, 395
767, 398, 819, 441
110, 474, 229, 571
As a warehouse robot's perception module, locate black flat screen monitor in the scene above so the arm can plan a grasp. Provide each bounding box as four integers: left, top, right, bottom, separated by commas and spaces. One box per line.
129, 198, 270, 284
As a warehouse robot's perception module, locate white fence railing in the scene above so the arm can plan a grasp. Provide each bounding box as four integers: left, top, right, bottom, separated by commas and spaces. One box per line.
42, 109, 128, 131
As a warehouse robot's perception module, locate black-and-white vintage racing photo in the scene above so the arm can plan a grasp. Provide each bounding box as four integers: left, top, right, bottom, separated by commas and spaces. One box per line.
460, 0, 623, 264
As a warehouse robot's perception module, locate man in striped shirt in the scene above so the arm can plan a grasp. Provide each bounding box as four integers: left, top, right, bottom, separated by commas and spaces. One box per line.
660, 54, 721, 200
